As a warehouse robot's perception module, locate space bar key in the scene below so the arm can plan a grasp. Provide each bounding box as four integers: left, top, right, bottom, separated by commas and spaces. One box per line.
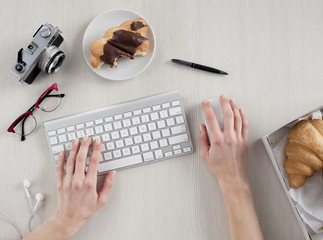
98, 154, 143, 172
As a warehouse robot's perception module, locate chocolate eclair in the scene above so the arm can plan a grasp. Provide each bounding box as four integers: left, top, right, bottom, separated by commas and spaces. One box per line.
90, 18, 149, 69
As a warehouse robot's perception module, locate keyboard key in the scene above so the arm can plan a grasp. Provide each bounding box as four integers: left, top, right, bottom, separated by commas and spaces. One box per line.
183, 147, 192, 152
105, 116, 113, 122
143, 107, 151, 113
48, 130, 56, 136
166, 118, 175, 126
154, 150, 163, 159
104, 123, 113, 132
53, 154, 59, 163
132, 117, 140, 125
86, 121, 94, 127
141, 143, 149, 152
85, 128, 94, 136
113, 121, 122, 130
131, 145, 140, 154
102, 133, 110, 142
65, 142, 72, 151
150, 141, 159, 149
111, 131, 120, 140
165, 151, 173, 157
150, 112, 159, 121
95, 126, 104, 134
141, 115, 150, 123
157, 120, 166, 129
169, 107, 182, 116
52, 145, 64, 154
114, 114, 122, 120
143, 152, 154, 161
122, 148, 131, 156
173, 145, 181, 150
168, 134, 189, 145
113, 150, 122, 158
95, 119, 103, 124
104, 152, 113, 161
152, 105, 161, 111
67, 132, 76, 141
123, 119, 131, 127
76, 124, 85, 129
171, 100, 180, 106
160, 110, 168, 118
162, 103, 171, 108
125, 137, 134, 146
120, 129, 129, 137
66, 126, 75, 132
134, 135, 143, 144
58, 135, 67, 143
152, 131, 161, 139
143, 133, 152, 142
106, 142, 115, 151
176, 116, 184, 124
159, 139, 168, 147
57, 128, 65, 134
49, 137, 58, 145
171, 125, 186, 135
174, 149, 182, 155
162, 129, 171, 137
139, 125, 148, 133
98, 155, 143, 173
148, 122, 157, 131
123, 112, 132, 118
129, 127, 138, 135
133, 109, 142, 115
116, 140, 124, 148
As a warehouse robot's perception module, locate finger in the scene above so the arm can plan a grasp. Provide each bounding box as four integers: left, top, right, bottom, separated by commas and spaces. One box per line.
74, 136, 91, 177
65, 139, 80, 178
198, 124, 210, 161
220, 95, 234, 132
229, 99, 242, 135
97, 171, 116, 208
87, 138, 102, 180
56, 150, 65, 187
201, 100, 222, 142
240, 108, 249, 141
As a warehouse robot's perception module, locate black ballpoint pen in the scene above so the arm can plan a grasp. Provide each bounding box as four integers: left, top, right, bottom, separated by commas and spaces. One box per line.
171, 59, 228, 75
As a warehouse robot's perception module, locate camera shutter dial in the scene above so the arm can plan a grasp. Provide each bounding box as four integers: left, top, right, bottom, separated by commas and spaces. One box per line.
40, 27, 51, 38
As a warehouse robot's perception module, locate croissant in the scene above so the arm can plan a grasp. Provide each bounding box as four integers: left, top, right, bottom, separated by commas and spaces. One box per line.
285, 119, 323, 188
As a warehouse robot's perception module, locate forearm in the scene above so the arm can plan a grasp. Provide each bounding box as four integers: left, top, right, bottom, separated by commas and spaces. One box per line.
23, 214, 71, 240
219, 180, 263, 240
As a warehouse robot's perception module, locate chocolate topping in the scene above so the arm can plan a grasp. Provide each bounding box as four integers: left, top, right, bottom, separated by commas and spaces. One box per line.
131, 21, 146, 30
100, 30, 148, 66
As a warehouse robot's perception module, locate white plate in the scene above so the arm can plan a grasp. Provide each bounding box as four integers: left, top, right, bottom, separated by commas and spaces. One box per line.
82, 9, 156, 81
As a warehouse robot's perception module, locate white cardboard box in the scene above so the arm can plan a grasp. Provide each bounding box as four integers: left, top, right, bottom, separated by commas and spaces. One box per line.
262, 106, 323, 240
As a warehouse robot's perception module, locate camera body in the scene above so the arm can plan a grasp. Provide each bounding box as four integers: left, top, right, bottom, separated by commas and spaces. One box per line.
11, 23, 65, 84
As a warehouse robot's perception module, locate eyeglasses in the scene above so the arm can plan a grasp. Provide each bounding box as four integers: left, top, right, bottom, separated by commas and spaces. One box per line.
7, 83, 65, 141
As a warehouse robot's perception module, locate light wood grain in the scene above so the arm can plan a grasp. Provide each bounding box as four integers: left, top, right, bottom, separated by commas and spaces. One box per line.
0, 0, 322, 239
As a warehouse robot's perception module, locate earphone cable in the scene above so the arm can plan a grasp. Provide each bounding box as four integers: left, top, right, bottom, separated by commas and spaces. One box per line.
0, 210, 22, 239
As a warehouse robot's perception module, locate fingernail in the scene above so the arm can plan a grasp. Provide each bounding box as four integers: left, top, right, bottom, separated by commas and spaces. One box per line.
231, 99, 236, 104
199, 124, 203, 133
73, 139, 79, 146
202, 99, 209, 104
83, 136, 89, 142
59, 151, 64, 156
112, 170, 116, 176
240, 108, 244, 114
96, 138, 101, 144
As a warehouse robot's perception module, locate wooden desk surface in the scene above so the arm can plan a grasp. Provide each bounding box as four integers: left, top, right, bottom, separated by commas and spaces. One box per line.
0, 0, 322, 239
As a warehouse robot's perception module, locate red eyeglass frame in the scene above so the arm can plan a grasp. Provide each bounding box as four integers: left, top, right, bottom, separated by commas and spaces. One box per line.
7, 83, 65, 141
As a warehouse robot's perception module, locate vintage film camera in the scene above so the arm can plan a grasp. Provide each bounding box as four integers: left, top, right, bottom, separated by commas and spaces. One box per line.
11, 23, 65, 84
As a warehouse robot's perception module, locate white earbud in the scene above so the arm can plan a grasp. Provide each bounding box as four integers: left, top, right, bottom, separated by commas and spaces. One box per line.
23, 180, 31, 199
33, 193, 44, 212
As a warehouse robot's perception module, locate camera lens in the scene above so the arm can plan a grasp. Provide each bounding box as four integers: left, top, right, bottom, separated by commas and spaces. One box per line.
38, 46, 65, 74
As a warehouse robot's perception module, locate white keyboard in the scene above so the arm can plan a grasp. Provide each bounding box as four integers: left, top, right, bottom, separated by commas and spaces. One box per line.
44, 90, 193, 173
